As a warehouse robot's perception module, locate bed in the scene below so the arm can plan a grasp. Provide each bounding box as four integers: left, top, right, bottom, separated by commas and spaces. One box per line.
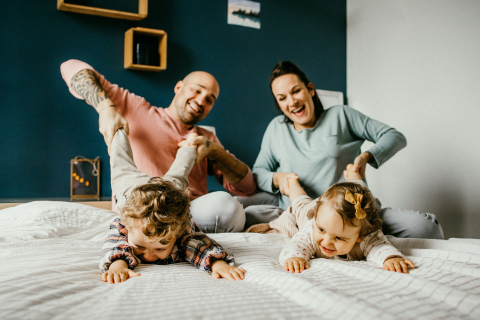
0, 201, 479, 319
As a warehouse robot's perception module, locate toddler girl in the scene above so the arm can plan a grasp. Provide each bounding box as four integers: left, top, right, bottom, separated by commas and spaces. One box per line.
279, 165, 415, 273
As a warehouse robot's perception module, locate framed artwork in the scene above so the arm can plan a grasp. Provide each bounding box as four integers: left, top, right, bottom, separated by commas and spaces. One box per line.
71, 158, 100, 200
228, 0, 261, 29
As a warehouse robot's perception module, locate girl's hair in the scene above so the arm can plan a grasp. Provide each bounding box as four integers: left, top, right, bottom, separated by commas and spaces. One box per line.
269, 61, 324, 124
315, 182, 382, 239
121, 177, 190, 244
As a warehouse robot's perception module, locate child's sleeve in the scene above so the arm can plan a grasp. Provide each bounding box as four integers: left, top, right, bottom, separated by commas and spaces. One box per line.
110, 129, 152, 211
279, 219, 317, 265
179, 217, 235, 272
163, 146, 197, 190
99, 218, 140, 273
291, 195, 318, 230
360, 230, 406, 267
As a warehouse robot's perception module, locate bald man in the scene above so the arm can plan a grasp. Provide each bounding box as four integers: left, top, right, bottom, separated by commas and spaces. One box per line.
61, 59, 256, 233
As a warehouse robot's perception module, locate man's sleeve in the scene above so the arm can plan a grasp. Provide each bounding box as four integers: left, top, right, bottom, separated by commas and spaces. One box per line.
180, 217, 235, 272
207, 134, 256, 196
99, 218, 139, 273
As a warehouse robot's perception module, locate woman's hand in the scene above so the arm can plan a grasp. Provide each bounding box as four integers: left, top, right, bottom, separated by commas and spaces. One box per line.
273, 172, 299, 196
284, 257, 309, 273
351, 152, 371, 179
211, 260, 246, 281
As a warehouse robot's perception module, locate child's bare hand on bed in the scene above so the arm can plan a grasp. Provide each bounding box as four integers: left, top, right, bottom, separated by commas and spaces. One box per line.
102, 259, 141, 284
284, 257, 309, 273
383, 257, 415, 273
211, 260, 246, 281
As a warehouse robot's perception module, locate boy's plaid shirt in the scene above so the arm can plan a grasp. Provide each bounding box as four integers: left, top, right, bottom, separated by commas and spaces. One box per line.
100, 217, 235, 273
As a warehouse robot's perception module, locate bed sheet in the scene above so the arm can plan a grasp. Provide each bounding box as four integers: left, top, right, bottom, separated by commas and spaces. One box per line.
0, 201, 479, 320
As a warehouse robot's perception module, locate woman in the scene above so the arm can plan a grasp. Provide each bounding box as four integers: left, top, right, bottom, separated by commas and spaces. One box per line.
250, 61, 443, 239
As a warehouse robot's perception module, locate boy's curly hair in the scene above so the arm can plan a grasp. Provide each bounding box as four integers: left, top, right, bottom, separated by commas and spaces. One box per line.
121, 177, 190, 244
315, 182, 382, 239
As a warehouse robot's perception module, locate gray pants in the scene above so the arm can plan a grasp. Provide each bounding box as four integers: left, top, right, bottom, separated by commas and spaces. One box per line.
190, 191, 245, 233
237, 192, 444, 239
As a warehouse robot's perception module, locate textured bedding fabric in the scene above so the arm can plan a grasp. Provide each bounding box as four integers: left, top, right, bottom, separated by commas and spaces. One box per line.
0, 201, 479, 320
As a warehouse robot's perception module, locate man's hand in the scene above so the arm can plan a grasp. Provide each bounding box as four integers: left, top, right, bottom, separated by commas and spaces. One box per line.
211, 260, 246, 281
99, 106, 129, 155
284, 257, 309, 273
383, 257, 415, 273
273, 172, 299, 196
351, 152, 371, 179
101, 259, 140, 284
177, 135, 217, 165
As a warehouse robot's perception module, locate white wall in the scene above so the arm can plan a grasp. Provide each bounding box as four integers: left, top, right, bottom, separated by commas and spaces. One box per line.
347, 0, 480, 239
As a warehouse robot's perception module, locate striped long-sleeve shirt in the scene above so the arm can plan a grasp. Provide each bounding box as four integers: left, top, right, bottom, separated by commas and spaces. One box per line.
100, 217, 235, 273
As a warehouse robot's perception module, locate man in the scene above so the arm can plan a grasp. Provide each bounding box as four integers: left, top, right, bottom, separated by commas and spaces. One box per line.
61, 59, 256, 233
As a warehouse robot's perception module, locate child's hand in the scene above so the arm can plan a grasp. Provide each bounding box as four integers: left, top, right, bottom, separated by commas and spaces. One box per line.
383, 257, 415, 273
102, 259, 141, 284
178, 133, 199, 148
284, 257, 309, 273
344, 163, 363, 182
211, 260, 246, 281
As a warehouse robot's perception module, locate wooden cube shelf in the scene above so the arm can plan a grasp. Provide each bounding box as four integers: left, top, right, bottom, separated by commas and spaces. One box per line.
57, 0, 148, 21
124, 27, 167, 72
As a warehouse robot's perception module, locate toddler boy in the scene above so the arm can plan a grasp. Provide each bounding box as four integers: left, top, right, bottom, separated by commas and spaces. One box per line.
100, 129, 246, 283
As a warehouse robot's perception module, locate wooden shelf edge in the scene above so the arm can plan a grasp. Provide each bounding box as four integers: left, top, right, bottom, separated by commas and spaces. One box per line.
125, 64, 166, 72
57, 1, 147, 21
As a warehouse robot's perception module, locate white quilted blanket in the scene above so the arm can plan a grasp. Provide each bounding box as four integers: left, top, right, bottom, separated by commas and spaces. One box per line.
0, 201, 479, 320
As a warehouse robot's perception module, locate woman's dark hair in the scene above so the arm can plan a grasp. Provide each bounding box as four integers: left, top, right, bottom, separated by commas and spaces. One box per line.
269, 61, 324, 124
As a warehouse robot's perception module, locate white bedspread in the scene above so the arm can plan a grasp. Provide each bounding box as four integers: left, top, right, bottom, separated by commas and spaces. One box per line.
0, 201, 479, 319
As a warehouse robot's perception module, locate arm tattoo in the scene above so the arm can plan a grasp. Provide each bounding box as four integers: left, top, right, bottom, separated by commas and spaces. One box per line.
71, 69, 110, 110
206, 140, 210, 148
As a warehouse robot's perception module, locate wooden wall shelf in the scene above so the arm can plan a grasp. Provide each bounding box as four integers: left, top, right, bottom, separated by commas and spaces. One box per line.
124, 27, 167, 72
57, 0, 148, 21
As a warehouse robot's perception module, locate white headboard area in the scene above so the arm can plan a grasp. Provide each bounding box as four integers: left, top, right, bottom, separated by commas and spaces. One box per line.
316, 89, 344, 109
198, 125, 216, 135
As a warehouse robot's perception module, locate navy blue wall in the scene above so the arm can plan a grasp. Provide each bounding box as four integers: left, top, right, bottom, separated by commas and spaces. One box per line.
0, 0, 346, 198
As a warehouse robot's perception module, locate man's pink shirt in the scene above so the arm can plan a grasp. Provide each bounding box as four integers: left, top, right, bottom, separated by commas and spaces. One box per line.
61, 59, 256, 200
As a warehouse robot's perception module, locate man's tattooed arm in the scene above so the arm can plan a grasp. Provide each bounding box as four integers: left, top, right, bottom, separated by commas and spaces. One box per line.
71, 69, 113, 112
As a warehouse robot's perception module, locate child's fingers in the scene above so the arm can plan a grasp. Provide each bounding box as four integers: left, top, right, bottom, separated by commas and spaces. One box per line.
299, 261, 305, 272
405, 259, 415, 269
293, 260, 301, 273
128, 270, 141, 278
114, 273, 122, 283
287, 261, 293, 272
400, 261, 409, 273
211, 271, 221, 279
120, 272, 128, 282
230, 270, 242, 281
101, 272, 107, 282
394, 261, 402, 273
107, 272, 115, 284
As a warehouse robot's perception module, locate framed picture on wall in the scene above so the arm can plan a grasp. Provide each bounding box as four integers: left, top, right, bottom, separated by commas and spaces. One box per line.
71, 158, 100, 200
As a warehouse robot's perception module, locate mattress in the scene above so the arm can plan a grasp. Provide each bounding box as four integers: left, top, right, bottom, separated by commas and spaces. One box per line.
0, 201, 479, 319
